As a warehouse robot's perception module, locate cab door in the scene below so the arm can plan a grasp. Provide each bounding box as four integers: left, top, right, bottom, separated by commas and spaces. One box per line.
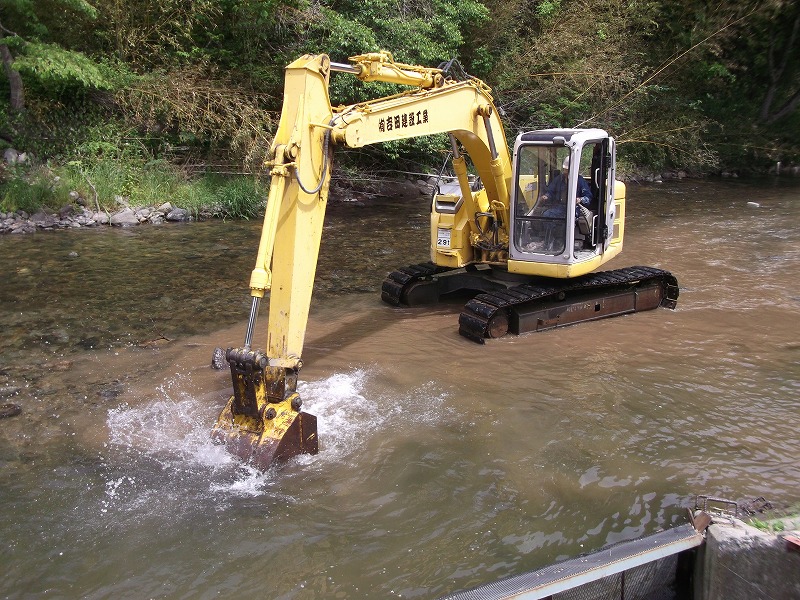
592, 137, 616, 252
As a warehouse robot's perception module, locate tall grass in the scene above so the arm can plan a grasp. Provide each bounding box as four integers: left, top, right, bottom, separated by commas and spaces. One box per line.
0, 158, 266, 219
212, 177, 266, 219
0, 166, 62, 213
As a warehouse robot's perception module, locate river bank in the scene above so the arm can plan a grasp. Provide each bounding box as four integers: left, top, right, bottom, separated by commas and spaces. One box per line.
0, 201, 195, 234
0, 176, 429, 234
2, 169, 799, 235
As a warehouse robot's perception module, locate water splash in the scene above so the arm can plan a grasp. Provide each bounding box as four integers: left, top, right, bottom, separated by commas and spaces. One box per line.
105, 368, 449, 497
296, 368, 450, 467
107, 377, 234, 470
106, 376, 273, 499
297, 369, 376, 463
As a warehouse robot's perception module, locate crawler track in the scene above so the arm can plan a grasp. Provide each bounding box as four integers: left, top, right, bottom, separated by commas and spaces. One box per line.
380, 262, 455, 306
459, 266, 679, 342
382, 264, 679, 344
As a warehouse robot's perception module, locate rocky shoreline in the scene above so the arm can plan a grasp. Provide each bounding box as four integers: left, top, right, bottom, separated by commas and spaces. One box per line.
0, 178, 431, 235
1, 201, 196, 235
2, 167, 797, 235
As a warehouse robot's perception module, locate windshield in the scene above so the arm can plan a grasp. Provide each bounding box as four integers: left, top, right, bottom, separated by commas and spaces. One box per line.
513, 145, 572, 255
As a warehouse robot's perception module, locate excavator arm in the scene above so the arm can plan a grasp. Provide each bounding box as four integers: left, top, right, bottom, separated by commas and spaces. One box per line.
211, 54, 335, 468
211, 52, 513, 469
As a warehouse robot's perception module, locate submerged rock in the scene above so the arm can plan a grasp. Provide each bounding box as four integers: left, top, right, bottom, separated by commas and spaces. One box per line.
0, 403, 22, 419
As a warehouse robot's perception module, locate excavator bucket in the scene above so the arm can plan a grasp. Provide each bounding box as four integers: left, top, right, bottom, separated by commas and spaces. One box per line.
211, 348, 318, 469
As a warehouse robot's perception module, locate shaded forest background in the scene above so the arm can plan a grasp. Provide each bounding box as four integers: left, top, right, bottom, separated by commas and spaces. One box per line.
0, 0, 798, 209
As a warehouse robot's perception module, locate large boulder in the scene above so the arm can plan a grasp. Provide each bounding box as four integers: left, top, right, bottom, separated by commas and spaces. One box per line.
379, 179, 421, 198
110, 208, 139, 227
3, 148, 19, 164
166, 207, 190, 222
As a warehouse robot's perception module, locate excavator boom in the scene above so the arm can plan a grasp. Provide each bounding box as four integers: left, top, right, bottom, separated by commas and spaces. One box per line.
211, 55, 334, 467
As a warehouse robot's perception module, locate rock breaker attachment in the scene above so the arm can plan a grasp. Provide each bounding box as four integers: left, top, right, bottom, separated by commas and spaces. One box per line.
211, 348, 318, 470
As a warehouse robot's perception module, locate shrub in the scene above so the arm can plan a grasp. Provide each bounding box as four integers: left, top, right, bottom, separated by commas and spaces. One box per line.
214, 177, 266, 220
0, 164, 70, 213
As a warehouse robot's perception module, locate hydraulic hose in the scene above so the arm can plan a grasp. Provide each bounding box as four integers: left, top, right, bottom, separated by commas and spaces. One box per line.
294, 127, 333, 195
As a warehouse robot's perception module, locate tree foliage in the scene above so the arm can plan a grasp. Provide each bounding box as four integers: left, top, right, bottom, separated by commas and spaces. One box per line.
13, 42, 115, 93
0, 0, 797, 174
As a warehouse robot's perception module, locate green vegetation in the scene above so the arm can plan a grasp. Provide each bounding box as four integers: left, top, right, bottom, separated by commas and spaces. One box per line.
749, 502, 800, 534
0, 0, 798, 217
0, 159, 265, 219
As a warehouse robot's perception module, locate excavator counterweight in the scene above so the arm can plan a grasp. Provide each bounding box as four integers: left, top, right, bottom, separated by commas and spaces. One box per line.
211, 51, 678, 470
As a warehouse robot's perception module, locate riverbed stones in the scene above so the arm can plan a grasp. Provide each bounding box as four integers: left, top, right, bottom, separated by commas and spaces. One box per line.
3, 148, 27, 165
10, 221, 35, 234
0, 386, 21, 397
58, 204, 74, 219
30, 210, 59, 228
0, 201, 205, 233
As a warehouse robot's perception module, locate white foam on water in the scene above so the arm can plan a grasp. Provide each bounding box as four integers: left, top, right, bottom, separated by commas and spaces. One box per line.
297, 369, 376, 462
107, 376, 235, 470
105, 368, 451, 498
103, 376, 272, 504
294, 368, 451, 468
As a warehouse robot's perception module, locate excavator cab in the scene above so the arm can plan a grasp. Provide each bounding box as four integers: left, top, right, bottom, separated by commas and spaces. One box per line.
508, 129, 623, 278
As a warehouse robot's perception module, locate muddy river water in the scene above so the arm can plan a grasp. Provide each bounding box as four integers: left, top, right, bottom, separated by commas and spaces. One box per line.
1, 178, 799, 598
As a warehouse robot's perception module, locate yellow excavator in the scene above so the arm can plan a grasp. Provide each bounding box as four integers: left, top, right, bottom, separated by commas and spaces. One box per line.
210, 52, 679, 469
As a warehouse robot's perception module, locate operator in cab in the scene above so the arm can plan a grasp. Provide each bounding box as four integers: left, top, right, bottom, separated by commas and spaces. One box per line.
540, 156, 593, 219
